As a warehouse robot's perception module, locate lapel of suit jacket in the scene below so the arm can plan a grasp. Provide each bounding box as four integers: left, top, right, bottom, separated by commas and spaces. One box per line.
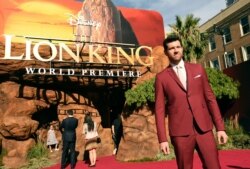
167, 66, 186, 91
184, 63, 193, 94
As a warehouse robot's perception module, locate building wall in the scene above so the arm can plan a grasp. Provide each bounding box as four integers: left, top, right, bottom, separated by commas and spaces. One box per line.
199, 1, 250, 131
223, 60, 250, 132
199, 0, 250, 70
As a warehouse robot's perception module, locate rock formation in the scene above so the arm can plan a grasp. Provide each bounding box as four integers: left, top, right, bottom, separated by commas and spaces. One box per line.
76, 0, 121, 44
116, 46, 169, 161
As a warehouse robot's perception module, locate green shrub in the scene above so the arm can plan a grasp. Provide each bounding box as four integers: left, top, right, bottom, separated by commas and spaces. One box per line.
125, 68, 239, 109
20, 141, 52, 169
0, 148, 7, 167
20, 157, 52, 169
231, 134, 250, 149
218, 120, 250, 150
206, 68, 240, 99
128, 144, 176, 162
128, 153, 175, 162
155, 151, 176, 161
128, 157, 156, 162
27, 141, 49, 160
125, 78, 155, 107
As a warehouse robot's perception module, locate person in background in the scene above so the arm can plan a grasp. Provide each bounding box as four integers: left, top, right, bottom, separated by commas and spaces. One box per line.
83, 113, 99, 167
111, 113, 123, 155
47, 124, 59, 152
155, 35, 228, 169
60, 110, 78, 169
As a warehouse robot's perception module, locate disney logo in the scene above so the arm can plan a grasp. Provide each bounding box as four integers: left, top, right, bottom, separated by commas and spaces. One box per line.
67, 13, 101, 28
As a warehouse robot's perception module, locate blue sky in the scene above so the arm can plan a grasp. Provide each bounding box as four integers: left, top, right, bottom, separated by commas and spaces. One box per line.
112, 0, 227, 32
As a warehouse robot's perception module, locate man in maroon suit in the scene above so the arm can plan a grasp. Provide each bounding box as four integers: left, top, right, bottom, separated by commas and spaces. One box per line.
155, 35, 228, 169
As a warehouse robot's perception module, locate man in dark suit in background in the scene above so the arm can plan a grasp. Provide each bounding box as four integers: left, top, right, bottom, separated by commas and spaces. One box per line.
60, 109, 78, 169
155, 35, 228, 169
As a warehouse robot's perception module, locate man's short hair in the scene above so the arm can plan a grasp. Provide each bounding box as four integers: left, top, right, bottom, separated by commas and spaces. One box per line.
67, 109, 73, 115
163, 34, 182, 50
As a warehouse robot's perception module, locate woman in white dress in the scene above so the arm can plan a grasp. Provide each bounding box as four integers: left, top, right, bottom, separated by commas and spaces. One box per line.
47, 125, 59, 152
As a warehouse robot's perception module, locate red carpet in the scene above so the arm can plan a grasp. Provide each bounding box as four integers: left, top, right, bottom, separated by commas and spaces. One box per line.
44, 150, 250, 169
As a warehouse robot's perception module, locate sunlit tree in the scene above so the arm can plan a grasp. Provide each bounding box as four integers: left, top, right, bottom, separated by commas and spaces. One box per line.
169, 14, 208, 63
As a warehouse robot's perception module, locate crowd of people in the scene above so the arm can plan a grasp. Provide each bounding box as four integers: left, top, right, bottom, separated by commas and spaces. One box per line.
46, 110, 122, 169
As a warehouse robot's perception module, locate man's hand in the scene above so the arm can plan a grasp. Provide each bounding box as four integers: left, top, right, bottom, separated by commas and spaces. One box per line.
160, 141, 170, 155
217, 131, 228, 144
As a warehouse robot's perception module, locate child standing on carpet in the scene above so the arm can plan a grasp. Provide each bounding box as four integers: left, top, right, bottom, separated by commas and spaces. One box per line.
47, 124, 59, 152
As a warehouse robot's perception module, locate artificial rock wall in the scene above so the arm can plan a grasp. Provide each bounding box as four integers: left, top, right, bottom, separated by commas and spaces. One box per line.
0, 39, 169, 168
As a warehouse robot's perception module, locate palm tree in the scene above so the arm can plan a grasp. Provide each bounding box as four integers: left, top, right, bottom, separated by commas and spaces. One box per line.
169, 14, 208, 63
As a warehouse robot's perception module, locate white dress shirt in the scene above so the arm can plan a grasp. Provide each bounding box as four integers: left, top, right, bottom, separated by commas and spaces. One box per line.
171, 59, 187, 89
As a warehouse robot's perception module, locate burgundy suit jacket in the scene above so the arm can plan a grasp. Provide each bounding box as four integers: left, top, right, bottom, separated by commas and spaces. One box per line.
155, 62, 225, 143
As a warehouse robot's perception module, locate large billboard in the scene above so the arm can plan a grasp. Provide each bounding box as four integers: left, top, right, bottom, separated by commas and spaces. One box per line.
0, 0, 165, 47
0, 0, 165, 78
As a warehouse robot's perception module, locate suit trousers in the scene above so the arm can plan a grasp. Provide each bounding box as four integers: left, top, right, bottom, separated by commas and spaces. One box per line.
171, 130, 221, 169
61, 141, 76, 169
